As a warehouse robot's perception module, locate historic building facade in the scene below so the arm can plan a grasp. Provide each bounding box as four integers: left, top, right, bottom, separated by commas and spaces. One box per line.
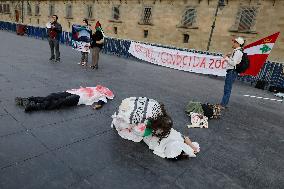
0, 0, 283, 61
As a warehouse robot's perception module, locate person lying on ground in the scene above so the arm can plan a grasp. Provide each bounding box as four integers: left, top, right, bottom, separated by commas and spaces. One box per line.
111, 97, 200, 159
15, 85, 114, 112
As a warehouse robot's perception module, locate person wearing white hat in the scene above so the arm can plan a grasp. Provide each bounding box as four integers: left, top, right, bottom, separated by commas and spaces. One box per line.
219, 37, 245, 109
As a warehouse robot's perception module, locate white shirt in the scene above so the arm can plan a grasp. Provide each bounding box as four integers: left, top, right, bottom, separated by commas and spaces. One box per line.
225, 47, 243, 70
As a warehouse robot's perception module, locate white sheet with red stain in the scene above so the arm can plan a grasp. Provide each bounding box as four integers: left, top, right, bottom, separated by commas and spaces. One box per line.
66, 85, 114, 105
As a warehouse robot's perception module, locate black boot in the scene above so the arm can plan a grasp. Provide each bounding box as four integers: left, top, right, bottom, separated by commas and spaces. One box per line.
15, 97, 29, 106
15, 97, 23, 106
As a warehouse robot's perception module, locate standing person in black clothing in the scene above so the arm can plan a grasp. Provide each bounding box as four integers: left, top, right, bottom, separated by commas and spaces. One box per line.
46, 15, 62, 62
90, 21, 104, 69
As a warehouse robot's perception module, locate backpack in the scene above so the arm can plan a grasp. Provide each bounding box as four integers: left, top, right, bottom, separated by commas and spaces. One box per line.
235, 49, 250, 73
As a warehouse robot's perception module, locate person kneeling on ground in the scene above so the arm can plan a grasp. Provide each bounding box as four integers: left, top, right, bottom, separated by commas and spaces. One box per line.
15, 85, 114, 112
111, 97, 200, 159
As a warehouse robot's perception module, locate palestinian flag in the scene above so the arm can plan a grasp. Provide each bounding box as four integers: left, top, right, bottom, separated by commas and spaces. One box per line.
243, 32, 280, 76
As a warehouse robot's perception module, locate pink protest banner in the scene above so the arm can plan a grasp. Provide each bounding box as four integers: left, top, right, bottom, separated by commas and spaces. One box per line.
128, 42, 227, 76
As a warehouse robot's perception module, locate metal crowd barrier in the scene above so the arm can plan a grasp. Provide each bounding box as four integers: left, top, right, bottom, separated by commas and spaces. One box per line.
0, 21, 283, 88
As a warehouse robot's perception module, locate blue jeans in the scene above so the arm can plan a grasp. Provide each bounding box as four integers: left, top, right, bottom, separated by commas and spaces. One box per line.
221, 70, 238, 106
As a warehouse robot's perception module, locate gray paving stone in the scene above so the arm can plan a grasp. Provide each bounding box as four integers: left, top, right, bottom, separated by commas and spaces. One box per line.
54, 131, 137, 178
0, 114, 24, 137
0, 132, 47, 168
83, 159, 170, 189
31, 114, 112, 149
0, 153, 80, 189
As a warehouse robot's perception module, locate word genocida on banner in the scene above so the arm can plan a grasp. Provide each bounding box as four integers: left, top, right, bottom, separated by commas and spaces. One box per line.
129, 42, 227, 76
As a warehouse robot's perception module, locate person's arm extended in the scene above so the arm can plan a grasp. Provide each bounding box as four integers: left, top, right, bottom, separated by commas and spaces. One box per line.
184, 136, 198, 153
226, 50, 243, 67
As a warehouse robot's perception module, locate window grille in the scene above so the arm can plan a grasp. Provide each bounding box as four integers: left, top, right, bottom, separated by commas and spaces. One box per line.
27, 3, 32, 16
35, 4, 40, 16
6, 4, 10, 13
235, 6, 257, 32
49, 4, 55, 16
112, 6, 120, 20
182, 8, 196, 27
66, 4, 72, 18
141, 6, 152, 24
3, 4, 10, 14
86, 5, 93, 19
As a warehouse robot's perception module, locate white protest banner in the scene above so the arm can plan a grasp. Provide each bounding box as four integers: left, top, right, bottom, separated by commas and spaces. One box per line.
128, 42, 227, 76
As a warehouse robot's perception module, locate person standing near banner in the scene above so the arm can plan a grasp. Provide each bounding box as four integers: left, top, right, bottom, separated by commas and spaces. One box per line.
219, 37, 245, 109
90, 21, 104, 69
78, 19, 91, 66
46, 15, 62, 62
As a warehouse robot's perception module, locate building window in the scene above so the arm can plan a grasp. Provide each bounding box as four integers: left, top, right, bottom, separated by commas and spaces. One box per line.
0, 5, 3, 14
183, 34, 189, 43
86, 5, 93, 19
140, 6, 152, 25
37, 19, 39, 25
35, 4, 40, 16
27, 3, 32, 16
219, 0, 225, 6
234, 6, 257, 32
182, 8, 196, 27
66, 4, 72, 18
113, 27, 118, 34
49, 4, 55, 16
144, 30, 148, 38
3, 4, 10, 14
112, 6, 120, 20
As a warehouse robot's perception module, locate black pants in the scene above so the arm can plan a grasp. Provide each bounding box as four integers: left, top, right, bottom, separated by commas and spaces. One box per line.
26, 92, 80, 111
48, 38, 60, 60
